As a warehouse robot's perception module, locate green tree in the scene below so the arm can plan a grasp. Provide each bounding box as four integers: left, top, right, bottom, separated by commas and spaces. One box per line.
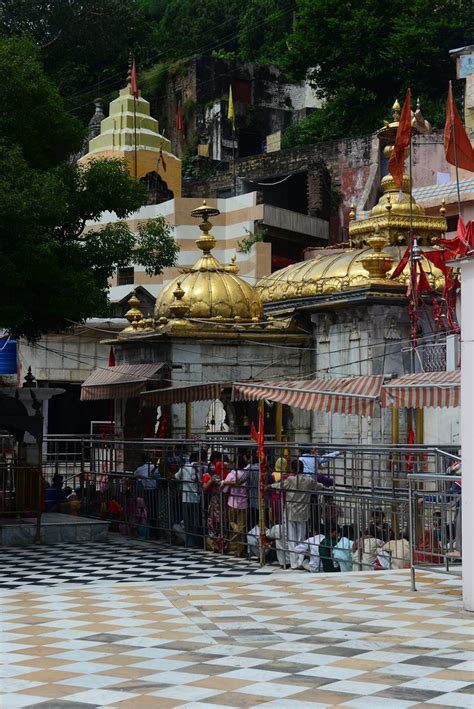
0, 0, 152, 119
153, 0, 244, 61
283, 0, 473, 146
0, 37, 178, 340
238, 0, 294, 64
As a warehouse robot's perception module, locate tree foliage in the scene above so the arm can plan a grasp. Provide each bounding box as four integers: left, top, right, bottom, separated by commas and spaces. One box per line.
283, 0, 473, 146
0, 37, 178, 340
0, 0, 151, 119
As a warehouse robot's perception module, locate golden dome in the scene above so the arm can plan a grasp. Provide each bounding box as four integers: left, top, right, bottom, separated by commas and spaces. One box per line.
257, 244, 445, 304
155, 201, 263, 322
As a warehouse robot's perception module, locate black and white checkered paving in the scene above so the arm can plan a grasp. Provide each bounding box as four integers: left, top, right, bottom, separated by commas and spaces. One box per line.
0, 538, 272, 590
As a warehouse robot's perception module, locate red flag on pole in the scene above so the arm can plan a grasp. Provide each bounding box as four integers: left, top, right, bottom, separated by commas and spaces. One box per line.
177, 101, 183, 132
250, 421, 258, 442
444, 81, 474, 173
108, 347, 116, 368
388, 89, 412, 186
130, 57, 139, 98
390, 245, 411, 280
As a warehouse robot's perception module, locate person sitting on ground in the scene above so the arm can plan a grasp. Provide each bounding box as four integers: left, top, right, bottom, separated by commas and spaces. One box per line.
333, 524, 354, 572
352, 523, 385, 570
45, 473, 66, 512
369, 508, 393, 542
318, 527, 341, 572
376, 531, 411, 569
295, 532, 325, 572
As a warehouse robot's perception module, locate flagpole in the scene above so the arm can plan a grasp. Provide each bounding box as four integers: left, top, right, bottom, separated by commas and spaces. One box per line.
232, 121, 237, 197
133, 95, 138, 180
408, 128, 418, 373
452, 121, 462, 217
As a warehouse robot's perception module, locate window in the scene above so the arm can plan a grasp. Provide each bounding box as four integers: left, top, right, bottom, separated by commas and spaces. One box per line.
233, 80, 252, 104
117, 267, 134, 286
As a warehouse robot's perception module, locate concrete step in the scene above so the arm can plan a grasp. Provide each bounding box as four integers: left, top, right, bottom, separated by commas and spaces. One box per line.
0, 513, 109, 546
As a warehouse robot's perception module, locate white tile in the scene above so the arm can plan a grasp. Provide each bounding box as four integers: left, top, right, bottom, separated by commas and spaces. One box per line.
238, 682, 310, 697
288, 652, 343, 666
65, 688, 138, 705
54, 661, 116, 674
0, 695, 48, 708
130, 658, 193, 671
252, 701, 329, 709
304, 666, 366, 680
56, 674, 123, 689
375, 663, 435, 678
321, 679, 391, 695
342, 697, 417, 708
0, 678, 44, 693
152, 686, 223, 700
204, 655, 268, 668
359, 651, 417, 663
49, 649, 110, 662
142, 670, 209, 684
219, 668, 290, 681
401, 678, 470, 692
427, 692, 474, 707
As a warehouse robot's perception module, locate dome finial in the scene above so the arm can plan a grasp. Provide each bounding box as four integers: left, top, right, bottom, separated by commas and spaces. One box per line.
349, 203, 356, 221
191, 200, 220, 255
392, 99, 401, 122
125, 289, 143, 327
170, 281, 190, 319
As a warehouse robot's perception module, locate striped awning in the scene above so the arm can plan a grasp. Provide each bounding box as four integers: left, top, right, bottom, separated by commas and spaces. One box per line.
381, 371, 460, 409
232, 376, 384, 416
81, 364, 164, 401
142, 381, 231, 406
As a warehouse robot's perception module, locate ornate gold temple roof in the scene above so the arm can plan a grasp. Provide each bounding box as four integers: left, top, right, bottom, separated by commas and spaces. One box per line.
154, 201, 263, 323
257, 100, 447, 306
117, 201, 306, 342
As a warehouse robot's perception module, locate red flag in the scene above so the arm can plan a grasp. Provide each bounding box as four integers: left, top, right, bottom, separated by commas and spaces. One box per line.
250, 421, 258, 442
130, 57, 139, 99
390, 245, 410, 280
158, 146, 167, 172
406, 428, 415, 472
108, 347, 116, 367
439, 217, 469, 257
177, 101, 183, 132
444, 81, 474, 173
417, 261, 431, 293
388, 89, 412, 186
424, 249, 448, 275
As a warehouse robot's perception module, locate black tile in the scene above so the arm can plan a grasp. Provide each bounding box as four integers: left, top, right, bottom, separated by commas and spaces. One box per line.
402, 655, 460, 668
374, 687, 443, 702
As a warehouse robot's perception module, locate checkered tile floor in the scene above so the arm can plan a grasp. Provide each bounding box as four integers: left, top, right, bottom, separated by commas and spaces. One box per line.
0, 538, 272, 590
1, 567, 472, 708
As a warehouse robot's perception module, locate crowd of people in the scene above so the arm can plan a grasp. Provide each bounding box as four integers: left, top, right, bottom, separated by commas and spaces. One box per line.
127, 448, 411, 572
43, 445, 457, 573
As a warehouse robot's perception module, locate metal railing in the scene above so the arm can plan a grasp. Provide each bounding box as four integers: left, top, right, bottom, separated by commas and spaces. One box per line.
20, 436, 459, 574
408, 470, 462, 590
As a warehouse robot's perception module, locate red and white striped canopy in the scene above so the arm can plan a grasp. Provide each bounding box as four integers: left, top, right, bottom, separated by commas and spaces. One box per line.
142, 382, 231, 406
381, 371, 460, 409
233, 376, 384, 416
81, 364, 164, 401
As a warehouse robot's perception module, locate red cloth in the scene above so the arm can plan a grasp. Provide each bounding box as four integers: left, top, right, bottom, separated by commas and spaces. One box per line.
177, 101, 183, 131
107, 347, 116, 368
130, 58, 139, 98
388, 89, 412, 186
390, 245, 410, 280
444, 81, 474, 173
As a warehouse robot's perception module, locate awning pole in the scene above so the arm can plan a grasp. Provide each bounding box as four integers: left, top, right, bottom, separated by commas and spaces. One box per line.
275, 402, 283, 443
391, 407, 399, 444
185, 402, 192, 439
415, 408, 424, 445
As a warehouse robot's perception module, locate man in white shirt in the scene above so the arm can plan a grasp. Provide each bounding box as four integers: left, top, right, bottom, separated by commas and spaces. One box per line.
133, 456, 158, 534
299, 447, 340, 475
